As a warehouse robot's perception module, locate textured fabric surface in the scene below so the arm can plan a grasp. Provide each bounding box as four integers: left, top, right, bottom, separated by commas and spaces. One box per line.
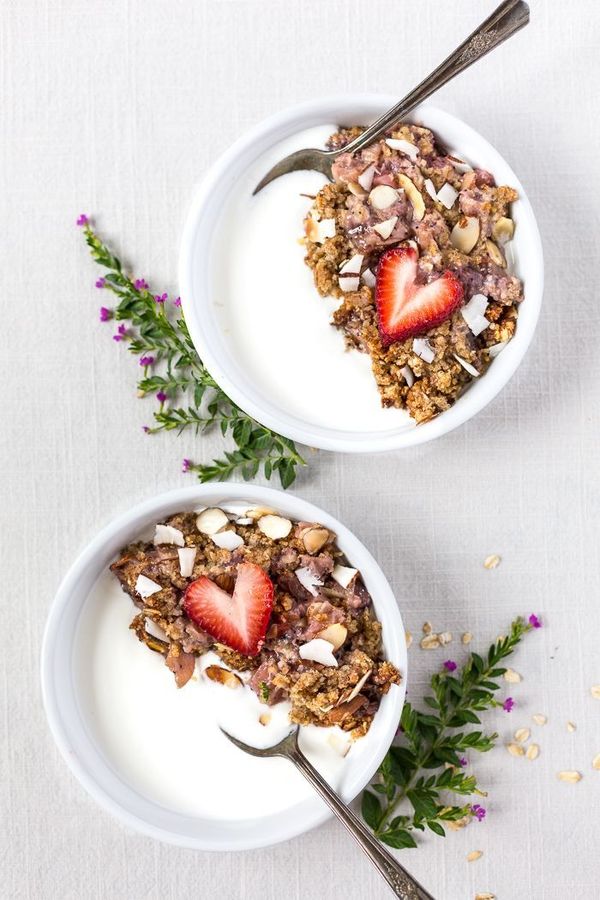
2, 1, 600, 897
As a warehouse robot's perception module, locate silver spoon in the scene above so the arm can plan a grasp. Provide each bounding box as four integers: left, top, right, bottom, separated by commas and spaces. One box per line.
253, 0, 529, 194
220, 725, 436, 900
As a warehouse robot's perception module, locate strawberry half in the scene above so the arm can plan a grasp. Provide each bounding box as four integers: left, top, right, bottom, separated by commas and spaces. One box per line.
375, 245, 463, 347
183, 562, 274, 656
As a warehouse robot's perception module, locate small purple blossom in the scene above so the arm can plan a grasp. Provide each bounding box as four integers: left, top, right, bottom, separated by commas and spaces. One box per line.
95, 277, 106, 289
154, 293, 168, 304
459, 757, 468, 767
503, 697, 515, 713
529, 613, 542, 629
134, 278, 149, 291
113, 324, 127, 342
76, 214, 88, 226
156, 391, 167, 404
173, 296, 182, 307
182, 458, 192, 473
99, 306, 112, 322
142, 425, 150, 434
139, 356, 155, 367
471, 804, 486, 822
443, 659, 457, 672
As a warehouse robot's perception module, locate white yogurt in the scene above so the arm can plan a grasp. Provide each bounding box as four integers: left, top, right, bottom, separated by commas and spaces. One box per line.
74, 571, 363, 820
210, 125, 409, 432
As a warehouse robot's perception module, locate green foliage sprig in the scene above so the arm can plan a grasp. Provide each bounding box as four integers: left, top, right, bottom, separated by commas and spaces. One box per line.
80, 219, 306, 488
362, 615, 539, 849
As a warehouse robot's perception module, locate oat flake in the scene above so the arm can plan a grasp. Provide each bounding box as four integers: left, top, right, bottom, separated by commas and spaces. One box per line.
467, 850, 483, 862
591, 685, 600, 700
526, 743, 540, 760
507, 742, 525, 757
462, 632, 473, 644
557, 770, 582, 783
592, 754, 600, 770
514, 728, 530, 743
503, 668, 522, 684
483, 554, 501, 569
532, 713, 547, 725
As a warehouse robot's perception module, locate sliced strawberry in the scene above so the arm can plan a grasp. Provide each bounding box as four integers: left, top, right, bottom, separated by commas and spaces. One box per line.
375, 245, 463, 347
183, 562, 274, 656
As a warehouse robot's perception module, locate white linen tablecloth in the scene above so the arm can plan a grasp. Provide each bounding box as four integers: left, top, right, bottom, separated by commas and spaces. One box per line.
2, 1, 599, 897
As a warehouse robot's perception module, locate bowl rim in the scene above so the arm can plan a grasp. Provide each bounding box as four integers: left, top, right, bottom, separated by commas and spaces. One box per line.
41, 484, 407, 850
179, 93, 544, 453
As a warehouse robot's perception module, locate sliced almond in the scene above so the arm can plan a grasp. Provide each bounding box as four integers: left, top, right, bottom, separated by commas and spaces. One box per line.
338, 669, 372, 705
486, 239, 506, 268
526, 743, 540, 760
258, 514, 292, 540
212, 530, 244, 551
567, 721, 577, 733
331, 564, 357, 589
514, 728, 530, 743
245, 505, 276, 520
317, 623, 347, 651
591, 685, 600, 700
134, 574, 162, 599
259, 712, 271, 726
397, 174, 425, 221
492, 216, 515, 244
421, 634, 440, 650
557, 770, 582, 783
467, 850, 483, 862
592, 753, 600, 770
462, 632, 473, 645
532, 713, 548, 726
177, 547, 197, 578
204, 665, 242, 689
373, 216, 398, 240
299, 638, 338, 667
153, 524, 185, 547
450, 216, 480, 253
368, 184, 398, 210
196, 507, 229, 535
504, 668, 522, 684
347, 181, 367, 197
302, 526, 330, 554
483, 554, 501, 569
506, 742, 525, 757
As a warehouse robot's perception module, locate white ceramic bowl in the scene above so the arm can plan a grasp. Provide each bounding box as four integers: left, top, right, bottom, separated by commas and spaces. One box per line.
41, 485, 407, 850
179, 94, 543, 453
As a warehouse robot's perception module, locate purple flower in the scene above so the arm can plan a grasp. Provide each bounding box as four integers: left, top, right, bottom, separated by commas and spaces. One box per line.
76, 214, 88, 226
443, 660, 457, 672
139, 356, 155, 367
173, 296, 182, 307
95, 277, 106, 289
113, 324, 127, 342
142, 425, 150, 434
529, 613, 542, 629
99, 306, 112, 322
471, 804, 486, 822
459, 757, 468, 767
134, 278, 149, 291
156, 391, 167, 404
182, 458, 192, 473
154, 293, 168, 304
503, 697, 515, 713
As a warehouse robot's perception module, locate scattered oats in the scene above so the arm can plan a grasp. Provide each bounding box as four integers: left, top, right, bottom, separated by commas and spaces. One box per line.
467, 851, 483, 862
504, 668, 522, 684
514, 728, 530, 743
475, 894, 496, 900
567, 721, 576, 733
483, 554, 501, 570
423, 621, 432, 634
420, 634, 441, 650
526, 743, 540, 760
506, 742, 525, 757
591, 685, 600, 700
557, 770, 582, 783
259, 713, 271, 726
462, 632, 473, 645
447, 815, 470, 831
592, 753, 600, 771
405, 631, 413, 649
532, 714, 548, 726
439, 631, 453, 646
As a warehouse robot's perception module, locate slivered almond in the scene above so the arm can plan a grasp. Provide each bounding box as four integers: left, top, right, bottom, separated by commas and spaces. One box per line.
557, 770, 582, 783
533, 713, 547, 725
450, 216, 480, 253
467, 850, 483, 862
514, 728, 530, 743
204, 666, 242, 689
506, 742, 525, 757
504, 668, 522, 684
397, 174, 425, 221
347, 181, 367, 197
317, 623, 347, 651
486, 239, 506, 267
526, 743, 540, 760
302, 526, 330, 554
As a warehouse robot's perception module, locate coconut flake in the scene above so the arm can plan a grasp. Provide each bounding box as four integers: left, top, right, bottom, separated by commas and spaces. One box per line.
357, 163, 376, 192
424, 178, 438, 201
385, 138, 419, 161
412, 338, 435, 364
332, 564, 358, 589
373, 216, 398, 240
196, 507, 229, 535
368, 184, 398, 210
454, 354, 479, 377
448, 155, 473, 174
361, 268, 376, 288
461, 294, 490, 336
135, 574, 162, 598
339, 670, 372, 705
488, 341, 508, 358
177, 547, 197, 577
400, 365, 415, 387
295, 566, 323, 597
339, 253, 364, 275
153, 524, 185, 547
316, 218, 336, 243
436, 182, 459, 209
211, 530, 244, 550
299, 638, 338, 667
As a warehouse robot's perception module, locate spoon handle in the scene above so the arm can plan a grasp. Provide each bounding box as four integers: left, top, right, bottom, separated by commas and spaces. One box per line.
288, 746, 436, 900
339, 0, 529, 158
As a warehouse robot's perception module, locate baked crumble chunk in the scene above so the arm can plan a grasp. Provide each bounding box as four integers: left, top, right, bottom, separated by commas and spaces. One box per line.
303, 124, 523, 424
110, 506, 400, 738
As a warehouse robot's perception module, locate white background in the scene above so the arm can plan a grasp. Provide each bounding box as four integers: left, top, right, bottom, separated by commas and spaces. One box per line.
2, 1, 600, 898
